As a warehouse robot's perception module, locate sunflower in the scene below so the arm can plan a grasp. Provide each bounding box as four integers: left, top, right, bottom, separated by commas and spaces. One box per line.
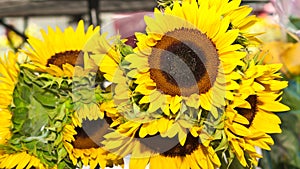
63, 102, 123, 169
94, 37, 131, 104
103, 118, 221, 169
125, 0, 250, 118
224, 60, 290, 167
0, 51, 19, 147
23, 20, 100, 77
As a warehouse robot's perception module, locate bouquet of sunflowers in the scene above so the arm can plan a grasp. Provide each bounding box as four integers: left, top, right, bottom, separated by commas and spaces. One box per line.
0, 0, 290, 168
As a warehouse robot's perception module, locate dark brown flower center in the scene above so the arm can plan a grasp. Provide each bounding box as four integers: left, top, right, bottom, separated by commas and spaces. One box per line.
72, 119, 109, 149
149, 28, 219, 96
235, 95, 258, 128
139, 133, 199, 157
161, 133, 199, 157
47, 50, 83, 68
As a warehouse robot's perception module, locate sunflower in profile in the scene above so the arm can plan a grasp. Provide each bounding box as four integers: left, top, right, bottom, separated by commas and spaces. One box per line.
63, 101, 123, 169
92, 37, 131, 107
0, 52, 47, 168
0, 52, 19, 147
224, 60, 290, 167
103, 118, 221, 169
125, 0, 251, 118
24, 20, 100, 77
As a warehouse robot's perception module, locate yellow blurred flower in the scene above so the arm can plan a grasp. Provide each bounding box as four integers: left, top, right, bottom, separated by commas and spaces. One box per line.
281, 42, 300, 75
262, 41, 300, 76
250, 16, 285, 42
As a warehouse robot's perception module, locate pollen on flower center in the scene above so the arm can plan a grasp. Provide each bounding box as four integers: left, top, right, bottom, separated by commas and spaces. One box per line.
149, 28, 220, 96
47, 50, 83, 68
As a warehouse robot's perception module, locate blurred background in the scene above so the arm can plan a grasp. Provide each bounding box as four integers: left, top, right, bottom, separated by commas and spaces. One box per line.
0, 0, 269, 56
2, 0, 300, 169
0, 0, 157, 56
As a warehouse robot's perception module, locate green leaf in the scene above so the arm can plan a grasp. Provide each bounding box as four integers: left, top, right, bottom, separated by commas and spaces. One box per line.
54, 104, 66, 121
27, 97, 49, 135
290, 16, 300, 30
8, 137, 21, 145
57, 163, 66, 169
120, 44, 133, 57
215, 131, 228, 152
38, 73, 70, 89
54, 121, 63, 132
41, 151, 57, 165
12, 107, 28, 125
33, 84, 58, 107
20, 84, 31, 104
47, 132, 57, 141
282, 80, 300, 110
47, 109, 59, 120
12, 97, 25, 108
24, 141, 38, 151
22, 69, 37, 85
57, 148, 68, 163
54, 134, 63, 146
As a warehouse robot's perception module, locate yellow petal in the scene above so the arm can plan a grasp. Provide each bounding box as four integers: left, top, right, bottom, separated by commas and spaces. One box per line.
130, 157, 149, 169
258, 101, 290, 112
